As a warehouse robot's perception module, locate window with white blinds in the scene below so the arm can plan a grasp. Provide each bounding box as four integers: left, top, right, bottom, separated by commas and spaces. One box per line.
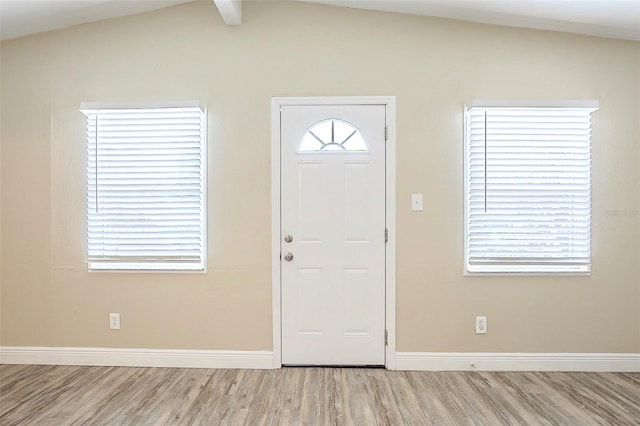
464, 104, 597, 274
83, 105, 206, 271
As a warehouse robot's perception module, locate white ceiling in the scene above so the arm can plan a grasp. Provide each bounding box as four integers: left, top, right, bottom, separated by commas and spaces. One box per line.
304, 0, 640, 40
1, 0, 639, 41
0, 0, 194, 40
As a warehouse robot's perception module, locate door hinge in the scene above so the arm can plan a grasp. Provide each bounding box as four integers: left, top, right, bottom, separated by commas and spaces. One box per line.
385, 228, 388, 243
384, 330, 388, 346
384, 126, 388, 141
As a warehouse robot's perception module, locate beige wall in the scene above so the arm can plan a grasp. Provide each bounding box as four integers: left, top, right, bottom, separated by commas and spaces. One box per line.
1, 0, 639, 353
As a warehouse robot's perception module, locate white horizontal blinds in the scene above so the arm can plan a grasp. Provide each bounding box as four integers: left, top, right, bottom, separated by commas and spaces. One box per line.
466, 107, 595, 273
85, 107, 206, 271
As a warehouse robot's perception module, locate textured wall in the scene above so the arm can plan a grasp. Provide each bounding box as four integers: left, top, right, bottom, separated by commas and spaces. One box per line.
1, 0, 638, 352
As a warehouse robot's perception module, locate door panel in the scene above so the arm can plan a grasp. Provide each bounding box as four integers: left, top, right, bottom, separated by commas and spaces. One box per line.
297, 268, 323, 334
281, 105, 386, 366
342, 268, 370, 334
297, 162, 324, 242
344, 162, 370, 242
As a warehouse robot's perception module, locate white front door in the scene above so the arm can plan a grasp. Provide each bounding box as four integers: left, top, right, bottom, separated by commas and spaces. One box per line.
280, 105, 386, 365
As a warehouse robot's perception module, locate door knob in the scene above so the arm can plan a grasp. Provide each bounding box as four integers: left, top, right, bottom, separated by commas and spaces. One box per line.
284, 234, 293, 243
283, 252, 294, 261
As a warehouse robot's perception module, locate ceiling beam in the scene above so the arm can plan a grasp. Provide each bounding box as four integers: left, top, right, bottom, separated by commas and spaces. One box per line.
213, 0, 242, 25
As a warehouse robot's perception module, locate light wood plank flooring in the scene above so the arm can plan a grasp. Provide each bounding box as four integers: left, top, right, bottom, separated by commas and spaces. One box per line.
1, 365, 639, 425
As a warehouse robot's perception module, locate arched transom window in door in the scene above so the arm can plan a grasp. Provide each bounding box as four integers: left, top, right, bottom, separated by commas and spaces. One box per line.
298, 119, 369, 152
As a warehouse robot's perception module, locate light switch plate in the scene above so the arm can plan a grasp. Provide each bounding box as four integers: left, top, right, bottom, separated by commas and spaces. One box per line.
411, 194, 423, 211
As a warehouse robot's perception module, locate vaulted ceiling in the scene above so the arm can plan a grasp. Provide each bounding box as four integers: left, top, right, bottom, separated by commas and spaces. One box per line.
1, 0, 639, 41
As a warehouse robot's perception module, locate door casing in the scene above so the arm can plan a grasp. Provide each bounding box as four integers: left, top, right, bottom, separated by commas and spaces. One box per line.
271, 96, 397, 369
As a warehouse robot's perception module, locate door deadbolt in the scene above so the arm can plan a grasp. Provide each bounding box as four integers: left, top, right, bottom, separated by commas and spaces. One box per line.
284, 234, 293, 243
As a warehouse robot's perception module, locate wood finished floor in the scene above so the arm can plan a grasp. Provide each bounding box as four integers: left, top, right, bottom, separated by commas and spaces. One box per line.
1, 365, 639, 425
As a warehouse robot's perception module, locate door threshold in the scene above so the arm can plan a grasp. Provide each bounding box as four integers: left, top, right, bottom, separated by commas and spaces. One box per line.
282, 364, 385, 369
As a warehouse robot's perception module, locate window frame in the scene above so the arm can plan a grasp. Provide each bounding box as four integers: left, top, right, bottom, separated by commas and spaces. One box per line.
82, 102, 207, 272
463, 100, 598, 276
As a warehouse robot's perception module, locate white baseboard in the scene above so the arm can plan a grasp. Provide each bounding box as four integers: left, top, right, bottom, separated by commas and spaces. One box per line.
0, 346, 274, 369
3, 348, 638, 372
395, 352, 640, 372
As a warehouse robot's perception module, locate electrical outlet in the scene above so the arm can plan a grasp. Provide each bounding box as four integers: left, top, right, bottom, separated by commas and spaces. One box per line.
475, 316, 487, 334
109, 313, 120, 330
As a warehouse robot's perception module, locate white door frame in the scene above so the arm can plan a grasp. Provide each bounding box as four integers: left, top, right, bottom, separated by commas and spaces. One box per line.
270, 96, 396, 369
